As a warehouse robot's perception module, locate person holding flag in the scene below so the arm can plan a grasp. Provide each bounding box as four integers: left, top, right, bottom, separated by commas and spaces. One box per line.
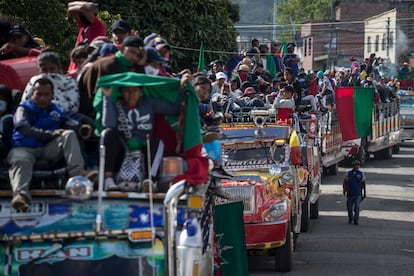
94, 72, 209, 191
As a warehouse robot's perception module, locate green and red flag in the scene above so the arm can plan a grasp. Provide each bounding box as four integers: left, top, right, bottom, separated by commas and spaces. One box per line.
279, 41, 287, 58
335, 87, 375, 141
94, 72, 209, 184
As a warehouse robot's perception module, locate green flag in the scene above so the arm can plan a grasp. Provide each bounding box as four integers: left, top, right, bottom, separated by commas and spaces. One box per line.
266, 53, 277, 78
93, 72, 209, 184
197, 41, 205, 72
213, 201, 248, 276
279, 42, 287, 58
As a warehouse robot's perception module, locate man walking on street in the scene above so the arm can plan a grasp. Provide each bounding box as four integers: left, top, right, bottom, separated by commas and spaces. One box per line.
343, 160, 366, 225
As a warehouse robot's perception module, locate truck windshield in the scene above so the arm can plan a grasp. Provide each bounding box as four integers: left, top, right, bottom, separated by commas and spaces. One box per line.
223, 146, 285, 165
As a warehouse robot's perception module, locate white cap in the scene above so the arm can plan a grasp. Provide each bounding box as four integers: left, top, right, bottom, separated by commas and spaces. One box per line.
215, 72, 227, 82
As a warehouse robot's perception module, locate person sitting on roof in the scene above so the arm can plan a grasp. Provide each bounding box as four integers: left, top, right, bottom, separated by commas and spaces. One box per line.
0, 24, 41, 59
273, 84, 295, 122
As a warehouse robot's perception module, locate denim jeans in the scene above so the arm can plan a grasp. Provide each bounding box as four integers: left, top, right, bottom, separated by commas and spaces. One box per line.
347, 195, 362, 223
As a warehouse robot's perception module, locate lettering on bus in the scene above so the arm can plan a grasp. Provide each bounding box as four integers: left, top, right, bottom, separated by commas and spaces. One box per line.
16, 246, 92, 261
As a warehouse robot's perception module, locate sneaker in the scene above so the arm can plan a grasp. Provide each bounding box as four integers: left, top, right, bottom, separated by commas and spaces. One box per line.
104, 178, 119, 191
11, 194, 30, 212
78, 170, 99, 182
353, 221, 359, 225
212, 166, 232, 179
141, 179, 157, 193
348, 219, 353, 224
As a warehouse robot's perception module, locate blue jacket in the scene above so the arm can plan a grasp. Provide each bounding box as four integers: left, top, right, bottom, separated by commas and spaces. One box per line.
346, 170, 365, 197
12, 100, 65, 148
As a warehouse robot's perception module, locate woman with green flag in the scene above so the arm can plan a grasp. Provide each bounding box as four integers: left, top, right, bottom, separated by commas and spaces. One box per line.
94, 71, 207, 191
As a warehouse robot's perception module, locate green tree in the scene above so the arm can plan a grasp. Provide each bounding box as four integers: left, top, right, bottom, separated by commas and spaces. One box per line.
276, 0, 332, 41
1, 0, 239, 71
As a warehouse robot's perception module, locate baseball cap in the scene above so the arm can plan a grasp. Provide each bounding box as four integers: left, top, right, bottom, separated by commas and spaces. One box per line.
215, 72, 227, 81
244, 87, 256, 96
352, 160, 360, 166
88, 36, 112, 51
122, 36, 143, 48
111, 20, 131, 33
317, 71, 324, 78
145, 46, 168, 63
9, 24, 28, 36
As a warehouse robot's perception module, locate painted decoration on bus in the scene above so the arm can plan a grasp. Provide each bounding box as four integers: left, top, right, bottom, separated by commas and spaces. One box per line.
8, 239, 165, 276
0, 198, 185, 236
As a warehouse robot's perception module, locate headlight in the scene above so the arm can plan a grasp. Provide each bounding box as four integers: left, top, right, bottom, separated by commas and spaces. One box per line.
65, 176, 93, 200
263, 199, 288, 221
160, 157, 184, 178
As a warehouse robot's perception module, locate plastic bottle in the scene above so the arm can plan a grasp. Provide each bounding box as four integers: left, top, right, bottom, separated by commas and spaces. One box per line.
289, 130, 301, 165
176, 217, 202, 276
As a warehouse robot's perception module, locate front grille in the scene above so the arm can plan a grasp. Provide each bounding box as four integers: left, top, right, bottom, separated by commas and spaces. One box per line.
220, 186, 256, 214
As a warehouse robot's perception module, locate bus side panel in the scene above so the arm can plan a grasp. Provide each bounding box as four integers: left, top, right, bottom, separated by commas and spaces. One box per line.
9, 239, 165, 276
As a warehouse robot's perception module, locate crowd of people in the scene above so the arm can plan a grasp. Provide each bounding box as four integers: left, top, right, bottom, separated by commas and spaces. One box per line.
0, 2, 405, 212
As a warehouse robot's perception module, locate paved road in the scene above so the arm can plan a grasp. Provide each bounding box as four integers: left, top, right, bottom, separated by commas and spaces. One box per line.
249, 143, 414, 275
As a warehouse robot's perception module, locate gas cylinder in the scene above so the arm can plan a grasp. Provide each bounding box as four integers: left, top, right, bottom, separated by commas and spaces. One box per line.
176, 217, 202, 276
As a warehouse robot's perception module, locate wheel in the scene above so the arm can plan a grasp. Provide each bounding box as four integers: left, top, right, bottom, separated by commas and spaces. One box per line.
327, 163, 338, 175
356, 138, 368, 165
310, 199, 319, 219
275, 222, 293, 272
300, 200, 310, 232
373, 151, 382, 160
392, 144, 400, 154
382, 147, 392, 160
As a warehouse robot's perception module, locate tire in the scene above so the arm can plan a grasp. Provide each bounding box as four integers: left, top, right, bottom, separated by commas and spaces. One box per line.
382, 147, 392, 160
275, 222, 293, 272
373, 151, 382, 160
356, 138, 368, 165
327, 163, 338, 175
300, 201, 310, 232
310, 199, 319, 219
392, 144, 400, 154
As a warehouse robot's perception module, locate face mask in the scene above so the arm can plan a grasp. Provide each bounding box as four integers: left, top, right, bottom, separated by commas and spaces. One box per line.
145, 65, 160, 76
0, 100, 7, 112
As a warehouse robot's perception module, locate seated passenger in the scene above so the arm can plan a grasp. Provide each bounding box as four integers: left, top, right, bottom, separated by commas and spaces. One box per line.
0, 24, 41, 59
21, 50, 80, 114
273, 85, 295, 121
7, 76, 89, 212
99, 73, 189, 191
237, 87, 265, 108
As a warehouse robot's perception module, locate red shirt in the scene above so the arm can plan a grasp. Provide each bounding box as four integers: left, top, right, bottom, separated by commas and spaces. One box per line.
67, 17, 107, 73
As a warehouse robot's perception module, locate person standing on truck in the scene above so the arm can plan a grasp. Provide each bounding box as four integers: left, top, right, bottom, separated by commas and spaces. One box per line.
66, 1, 106, 74
7, 76, 91, 212
343, 160, 366, 225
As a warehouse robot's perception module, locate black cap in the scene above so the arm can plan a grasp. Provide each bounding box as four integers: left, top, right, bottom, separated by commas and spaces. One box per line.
111, 20, 131, 33
287, 42, 296, 49
122, 36, 143, 48
145, 46, 168, 63
284, 67, 293, 74
9, 24, 28, 36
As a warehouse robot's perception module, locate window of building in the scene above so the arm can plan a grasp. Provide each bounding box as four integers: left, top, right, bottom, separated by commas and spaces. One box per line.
382, 34, 386, 50
304, 39, 307, 56
308, 38, 312, 54
389, 31, 394, 48
375, 35, 379, 52
367, 36, 371, 53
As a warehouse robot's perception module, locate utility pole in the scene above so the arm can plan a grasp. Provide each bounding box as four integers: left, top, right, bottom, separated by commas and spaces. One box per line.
327, 0, 335, 69
273, 0, 277, 42
386, 17, 390, 61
